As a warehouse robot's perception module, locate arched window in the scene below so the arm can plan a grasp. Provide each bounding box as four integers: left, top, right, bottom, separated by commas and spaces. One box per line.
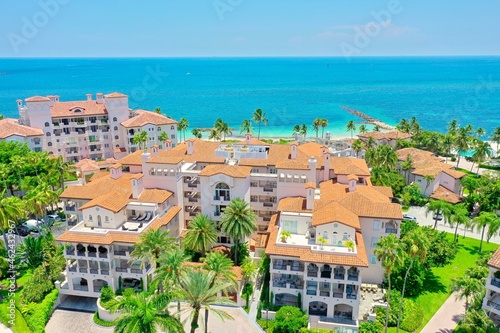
48, 142, 52, 147
88, 215, 93, 222
332, 232, 338, 245
44, 122, 50, 127
46, 132, 51, 136
115, 135, 119, 140
171, 125, 174, 130
97, 215, 102, 227
113, 117, 117, 122
215, 182, 230, 201
114, 126, 118, 130
157, 127, 161, 131
323, 231, 328, 239
343, 232, 348, 241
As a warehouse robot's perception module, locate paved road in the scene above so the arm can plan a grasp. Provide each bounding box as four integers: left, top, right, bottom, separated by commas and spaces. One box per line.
420, 292, 465, 333
407, 206, 500, 245
46, 310, 113, 333
0, 323, 12, 333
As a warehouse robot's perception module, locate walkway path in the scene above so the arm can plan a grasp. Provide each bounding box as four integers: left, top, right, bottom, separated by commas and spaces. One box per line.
420, 292, 465, 333
248, 275, 263, 320
0, 323, 12, 333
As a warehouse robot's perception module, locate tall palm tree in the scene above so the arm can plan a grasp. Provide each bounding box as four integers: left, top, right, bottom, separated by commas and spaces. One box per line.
486, 215, 500, 243
312, 118, 322, 140
396, 228, 430, 333
179, 270, 235, 333
475, 127, 486, 138
375, 234, 404, 333
448, 119, 459, 135
346, 120, 356, 138
454, 127, 470, 168
154, 107, 162, 114
373, 125, 381, 132
401, 154, 413, 184
471, 140, 492, 174
252, 109, 268, 139
358, 124, 368, 134
133, 131, 149, 150
472, 212, 498, 253
396, 119, 410, 133
351, 139, 363, 158
183, 214, 218, 258
191, 128, 202, 139
179, 117, 189, 142
450, 276, 483, 310
0, 194, 23, 248
240, 119, 252, 134
320, 118, 328, 138
109, 291, 184, 333
218, 121, 232, 141
292, 124, 301, 140
130, 229, 176, 269
208, 128, 220, 142
299, 124, 308, 140
448, 204, 469, 242
159, 131, 169, 143
220, 198, 257, 265
491, 126, 500, 153
426, 200, 448, 229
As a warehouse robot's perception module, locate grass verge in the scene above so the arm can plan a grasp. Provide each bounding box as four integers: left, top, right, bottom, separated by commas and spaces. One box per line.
0, 272, 33, 333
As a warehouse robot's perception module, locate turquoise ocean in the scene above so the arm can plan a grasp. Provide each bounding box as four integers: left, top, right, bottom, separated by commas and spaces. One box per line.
0, 57, 499, 138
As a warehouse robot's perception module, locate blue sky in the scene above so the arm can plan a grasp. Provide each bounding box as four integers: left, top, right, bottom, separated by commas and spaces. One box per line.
1, 0, 500, 57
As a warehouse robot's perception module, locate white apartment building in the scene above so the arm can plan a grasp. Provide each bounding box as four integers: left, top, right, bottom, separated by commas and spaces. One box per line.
16, 93, 177, 162
0, 118, 44, 152
56, 135, 403, 330
483, 248, 500, 326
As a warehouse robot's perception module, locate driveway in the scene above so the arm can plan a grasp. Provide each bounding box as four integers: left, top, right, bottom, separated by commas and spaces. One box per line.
46, 310, 113, 333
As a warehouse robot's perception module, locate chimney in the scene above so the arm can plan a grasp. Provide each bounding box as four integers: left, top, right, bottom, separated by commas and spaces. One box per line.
54, 95, 60, 102
96, 93, 104, 104
151, 145, 159, 157
110, 163, 123, 179
86, 93, 92, 101
164, 140, 172, 151
16, 99, 23, 111
308, 156, 316, 171
348, 174, 358, 192
305, 182, 316, 210
245, 133, 252, 144
186, 139, 194, 155
322, 146, 330, 181
290, 142, 298, 159
131, 176, 144, 199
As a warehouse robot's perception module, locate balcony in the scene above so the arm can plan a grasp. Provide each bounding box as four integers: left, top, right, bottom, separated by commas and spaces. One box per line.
263, 187, 275, 192
79, 268, 88, 273
101, 270, 109, 275
213, 195, 230, 202
491, 278, 500, 288
263, 202, 274, 208
73, 284, 89, 291
487, 300, 500, 311
385, 227, 397, 234
68, 266, 77, 272
116, 267, 128, 273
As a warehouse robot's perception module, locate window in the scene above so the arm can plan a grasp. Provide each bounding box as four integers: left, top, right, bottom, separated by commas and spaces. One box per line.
105, 216, 109, 223
104, 144, 109, 148
114, 126, 118, 130
215, 183, 230, 201
113, 117, 117, 122
48, 142, 52, 147
44, 122, 49, 127
370, 255, 377, 264
282, 220, 298, 234
88, 215, 93, 222
115, 135, 119, 140
371, 237, 379, 247
171, 134, 175, 139
103, 135, 108, 139
157, 127, 161, 131
343, 232, 348, 241
250, 195, 258, 202
332, 232, 338, 245
251, 168, 259, 173
46, 132, 51, 136
373, 220, 381, 230
97, 216, 102, 227
322, 231, 328, 239
171, 125, 175, 130
269, 168, 277, 174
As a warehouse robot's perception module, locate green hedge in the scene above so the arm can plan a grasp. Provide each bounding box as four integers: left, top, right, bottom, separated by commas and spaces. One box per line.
24, 289, 59, 333
93, 311, 116, 327
479, 164, 500, 171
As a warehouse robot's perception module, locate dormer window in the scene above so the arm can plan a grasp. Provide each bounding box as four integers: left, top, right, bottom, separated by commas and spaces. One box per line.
70, 107, 84, 114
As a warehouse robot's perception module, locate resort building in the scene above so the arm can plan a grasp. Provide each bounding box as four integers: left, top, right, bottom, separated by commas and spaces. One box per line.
395, 148, 466, 201
482, 247, 500, 326
357, 130, 412, 148
55, 135, 403, 331
0, 118, 44, 152
16, 93, 178, 162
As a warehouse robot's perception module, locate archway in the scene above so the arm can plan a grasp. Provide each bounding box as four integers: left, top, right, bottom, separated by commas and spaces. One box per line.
309, 301, 327, 316
274, 293, 298, 307
93, 279, 108, 293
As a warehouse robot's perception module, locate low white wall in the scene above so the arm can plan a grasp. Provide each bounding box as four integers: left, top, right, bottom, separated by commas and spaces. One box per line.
97, 298, 120, 322
260, 309, 277, 320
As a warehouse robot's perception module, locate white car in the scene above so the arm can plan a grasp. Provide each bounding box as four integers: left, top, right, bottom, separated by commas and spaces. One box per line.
22, 219, 43, 232
403, 213, 417, 221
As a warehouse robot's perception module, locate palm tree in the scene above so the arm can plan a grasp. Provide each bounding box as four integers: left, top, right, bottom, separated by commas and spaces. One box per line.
320, 118, 328, 138
132, 131, 149, 150
441, 134, 454, 161
178, 117, 189, 142
491, 126, 500, 153
191, 128, 202, 139
299, 124, 308, 140
220, 198, 257, 265
358, 124, 368, 134
472, 212, 498, 253
312, 118, 322, 140
346, 120, 356, 138
208, 128, 220, 142
179, 270, 235, 333
454, 127, 470, 168
426, 200, 448, 229
375, 234, 404, 333
476, 127, 486, 138
154, 107, 162, 114
292, 124, 301, 140
486, 215, 500, 243
183, 214, 218, 258
240, 119, 252, 134
396, 119, 410, 133
401, 154, 413, 184
450, 276, 483, 310
218, 121, 232, 141
352, 139, 363, 158
423, 175, 435, 194
10, 155, 24, 196
0, 194, 23, 248
130, 229, 176, 269
448, 119, 459, 135
252, 109, 268, 139
109, 291, 184, 333
459, 309, 496, 332
159, 131, 169, 144
373, 125, 380, 132
471, 140, 492, 174
366, 136, 376, 149
396, 228, 430, 333
449, 204, 469, 242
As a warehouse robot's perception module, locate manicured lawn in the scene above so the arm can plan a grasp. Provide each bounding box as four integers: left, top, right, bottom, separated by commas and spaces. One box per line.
387, 234, 499, 333
0, 272, 33, 333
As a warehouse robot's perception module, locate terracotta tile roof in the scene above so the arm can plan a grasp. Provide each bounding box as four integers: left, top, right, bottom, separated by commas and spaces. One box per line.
148, 156, 185, 164
312, 201, 360, 229
25, 96, 51, 102
0, 118, 43, 139
277, 197, 311, 213
372, 186, 394, 198
347, 174, 359, 181
97, 158, 118, 166
56, 206, 181, 245
105, 92, 127, 98
252, 233, 269, 248
183, 262, 243, 281
114, 147, 127, 153
199, 164, 252, 178
61, 172, 138, 200
358, 130, 412, 141
121, 110, 178, 128
265, 214, 368, 267
396, 148, 466, 179
442, 168, 467, 179
430, 185, 463, 204
79, 189, 131, 213
305, 182, 316, 189
118, 149, 145, 166
76, 158, 100, 173
237, 137, 270, 145
110, 163, 122, 169
50, 100, 107, 118
330, 158, 371, 176
89, 170, 109, 181
138, 189, 173, 203
488, 247, 500, 269
276, 160, 309, 170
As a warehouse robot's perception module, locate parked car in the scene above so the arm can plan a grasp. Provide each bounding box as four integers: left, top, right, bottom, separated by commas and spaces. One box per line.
433, 214, 443, 221
46, 214, 61, 227
14, 225, 30, 237
403, 213, 417, 221
22, 219, 42, 232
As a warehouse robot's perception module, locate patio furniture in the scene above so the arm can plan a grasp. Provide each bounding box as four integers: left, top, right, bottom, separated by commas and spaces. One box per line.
135, 213, 144, 221
128, 225, 138, 231
131, 215, 138, 220
140, 212, 151, 221
122, 225, 128, 230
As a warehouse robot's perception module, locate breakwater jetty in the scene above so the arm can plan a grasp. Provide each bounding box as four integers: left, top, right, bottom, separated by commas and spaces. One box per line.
340, 106, 395, 130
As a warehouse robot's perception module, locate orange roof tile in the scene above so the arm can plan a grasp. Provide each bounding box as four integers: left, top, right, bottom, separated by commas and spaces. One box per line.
488, 247, 500, 269
305, 182, 316, 189
138, 189, 173, 203
50, 100, 107, 118
276, 160, 309, 170
430, 185, 463, 204
277, 197, 311, 213
237, 137, 270, 145
121, 110, 178, 128
396, 148, 466, 179
76, 158, 100, 173
25, 96, 51, 102
148, 156, 185, 164
347, 174, 359, 181
79, 189, 131, 213
312, 201, 360, 229
105, 92, 127, 98
199, 164, 252, 178
0, 118, 43, 139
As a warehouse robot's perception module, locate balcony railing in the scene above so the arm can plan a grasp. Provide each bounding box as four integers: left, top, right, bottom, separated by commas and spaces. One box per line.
68, 267, 77, 272
73, 284, 89, 291
79, 268, 88, 273
90, 269, 98, 274
385, 227, 397, 234
116, 267, 128, 273
307, 271, 318, 278
213, 195, 230, 201
491, 278, 500, 288
101, 270, 109, 275
263, 202, 274, 207
131, 268, 142, 274
114, 250, 127, 256
348, 274, 359, 281
334, 273, 345, 280
487, 301, 500, 310
66, 249, 75, 255
307, 290, 317, 296
88, 252, 97, 257
263, 187, 275, 192
99, 253, 108, 258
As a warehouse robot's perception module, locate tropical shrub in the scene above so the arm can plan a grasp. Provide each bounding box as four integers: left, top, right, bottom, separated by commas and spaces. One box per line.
390, 259, 426, 297
359, 321, 384, 333
99, 286, 115, 310
400, 299, 424, 332
273, 306, 308, 333
299, 328, 333, 333
401, 183, 427, 206
375, 290, 402, 327
93, 311, 116, 327
23, 289, 59, 333
21, 265, 54, 303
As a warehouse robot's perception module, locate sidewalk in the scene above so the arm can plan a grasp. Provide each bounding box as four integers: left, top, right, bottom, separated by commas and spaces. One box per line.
0, 323, 12, 333
420, 292, 465, 333
248, 275, 263, 320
